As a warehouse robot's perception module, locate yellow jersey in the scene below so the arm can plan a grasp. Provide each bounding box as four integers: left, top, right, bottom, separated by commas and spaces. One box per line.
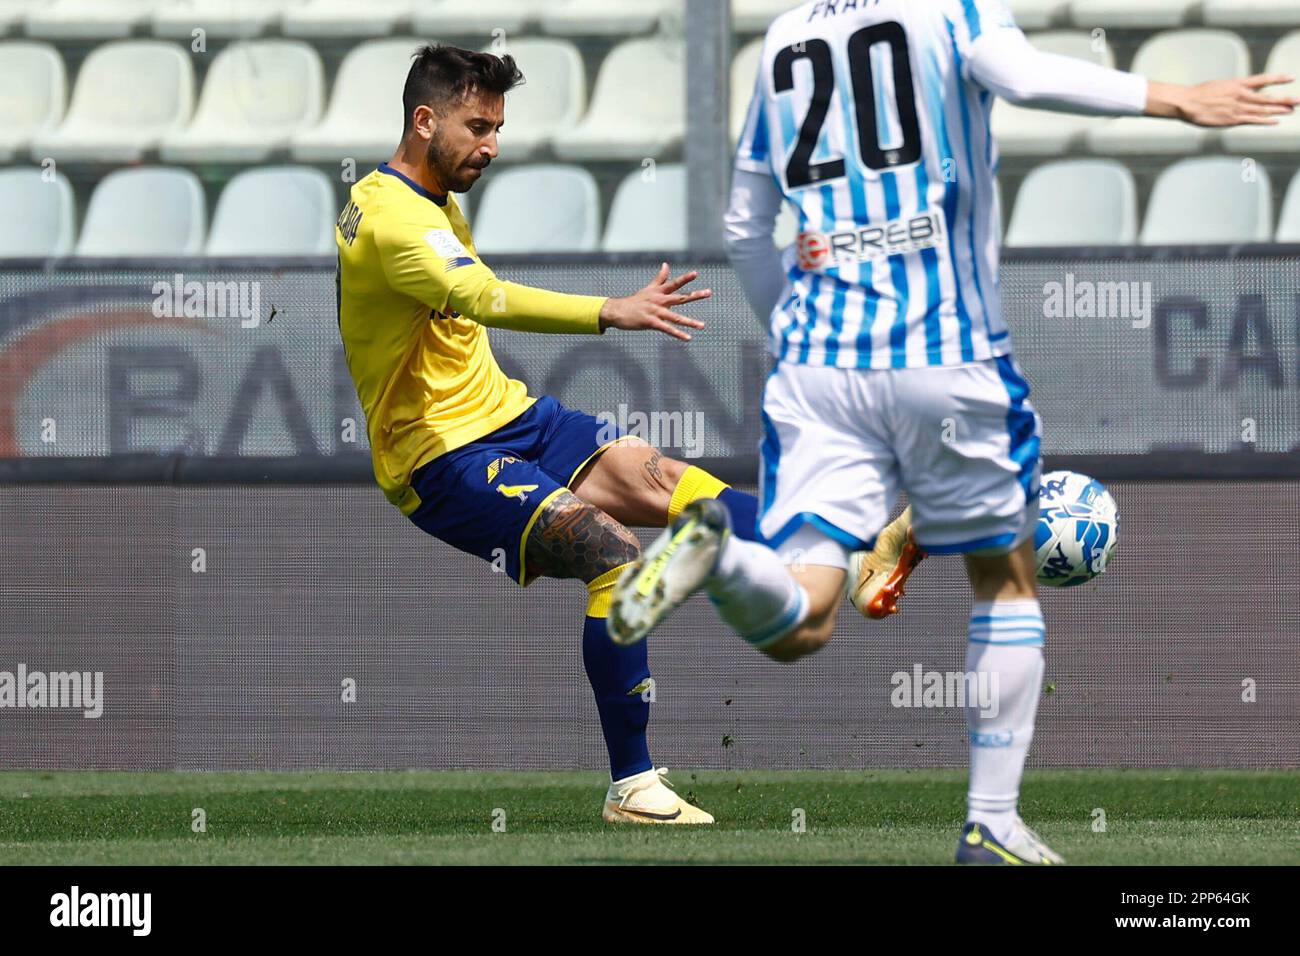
336, 164, 607, 514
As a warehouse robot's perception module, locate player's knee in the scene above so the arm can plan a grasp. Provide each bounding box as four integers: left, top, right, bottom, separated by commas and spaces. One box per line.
525, 491, 642, 582
965, 536, 1037, 600
642, 449, 688, 495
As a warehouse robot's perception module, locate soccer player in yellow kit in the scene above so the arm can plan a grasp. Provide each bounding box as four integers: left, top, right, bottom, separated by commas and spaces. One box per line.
337, 45, 920, 823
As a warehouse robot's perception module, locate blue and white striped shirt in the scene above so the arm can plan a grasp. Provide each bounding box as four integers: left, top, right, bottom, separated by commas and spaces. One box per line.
735, 0, 1019, 369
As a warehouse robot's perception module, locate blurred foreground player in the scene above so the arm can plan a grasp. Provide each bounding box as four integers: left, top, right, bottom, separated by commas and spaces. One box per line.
611, 0, 1297, 859
335, 44, 921, 823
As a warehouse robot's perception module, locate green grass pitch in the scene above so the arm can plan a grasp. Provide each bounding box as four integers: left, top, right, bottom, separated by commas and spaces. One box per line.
0, 769, 1296, 865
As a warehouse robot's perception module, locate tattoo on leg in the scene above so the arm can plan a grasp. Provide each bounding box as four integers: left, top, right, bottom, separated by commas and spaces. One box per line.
525, 490, 641, 582
644, 449, 663, 482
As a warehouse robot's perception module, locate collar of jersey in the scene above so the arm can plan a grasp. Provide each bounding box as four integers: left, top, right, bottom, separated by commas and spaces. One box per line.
377, 163, 448, 206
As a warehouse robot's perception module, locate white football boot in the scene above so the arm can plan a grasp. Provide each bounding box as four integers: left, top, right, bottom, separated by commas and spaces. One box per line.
602, 767, 715, 825
846, 506, 925, 620
608, 499, 730, 647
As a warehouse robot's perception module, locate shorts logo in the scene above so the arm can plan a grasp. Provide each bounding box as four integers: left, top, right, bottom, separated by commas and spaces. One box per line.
795, 210, 946, 272
497, 483, 538, 503
485, 456, 519, 484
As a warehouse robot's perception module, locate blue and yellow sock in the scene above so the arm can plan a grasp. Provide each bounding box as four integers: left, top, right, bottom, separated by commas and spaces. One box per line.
582, 564, 653, 781
667, 465, 759, 541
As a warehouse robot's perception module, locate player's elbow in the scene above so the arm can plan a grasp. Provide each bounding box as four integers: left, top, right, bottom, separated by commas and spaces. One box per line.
722, 206, 748, 254
722, 213, 773, 265
722, 224, 746, 265
446, 281, 499, 326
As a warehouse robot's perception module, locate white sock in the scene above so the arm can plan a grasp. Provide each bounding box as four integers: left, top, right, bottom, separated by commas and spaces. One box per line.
706, 536, 808, 648
965, 598, 1046, 844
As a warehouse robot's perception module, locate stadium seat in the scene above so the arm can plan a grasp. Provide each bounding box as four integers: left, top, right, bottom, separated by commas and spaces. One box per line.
160, 41, 324, 163
473, 165, 599, 253
24, 0, 161, 39
0, 168, 75, 257
76, 167, 207, 257
0, 42, 65, 163
486, 38, 585, 161
152, 0, 306, 39
0, 0, 41, 36
1204, 0, 1300, 27
290, 37, 425, 163
1087, 30, 1250, 155
731, 37, 763, 143
551, 39, 685, 161
732, 0, 801, 33
283, 0, 416, 37
991, 31, 1116, 156
1069, 0, 1199, 29
411, 0, 540, 34
1005, 160, 1137, 246
1007, 0, 1071, 30
1275, 172, 1300, 242
30, 40, 194, 163
602, 164, 687, 252
540, 0, 680, 36
1221, 32, 1300, 153
206, 167, 337, 256
1140, 158, 1272, 245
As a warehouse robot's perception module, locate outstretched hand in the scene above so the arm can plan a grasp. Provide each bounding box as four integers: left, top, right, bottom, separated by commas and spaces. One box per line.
599, 263, 712, 341
1149, 73, 1300, 127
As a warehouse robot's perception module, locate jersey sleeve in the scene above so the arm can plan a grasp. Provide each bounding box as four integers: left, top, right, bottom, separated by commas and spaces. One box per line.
723, 168, 788, 326
948, 0, 1022, 76
374, 208, 605, 335
967, 26, 1149, 115
734, 73, 775, 176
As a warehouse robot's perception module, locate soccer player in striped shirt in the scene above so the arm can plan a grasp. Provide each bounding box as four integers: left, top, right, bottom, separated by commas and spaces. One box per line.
336, 44, 920, 824
611, 0, 1296, 859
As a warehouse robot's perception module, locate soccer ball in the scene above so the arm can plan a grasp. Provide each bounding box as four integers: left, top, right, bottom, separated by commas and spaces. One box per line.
1034, 470, 1118, 588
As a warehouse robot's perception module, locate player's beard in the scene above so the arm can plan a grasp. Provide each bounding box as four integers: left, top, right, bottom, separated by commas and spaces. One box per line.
426, 131, 486, 194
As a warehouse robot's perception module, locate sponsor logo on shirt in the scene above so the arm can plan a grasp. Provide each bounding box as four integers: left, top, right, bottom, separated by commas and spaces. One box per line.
795, 209, 947, 272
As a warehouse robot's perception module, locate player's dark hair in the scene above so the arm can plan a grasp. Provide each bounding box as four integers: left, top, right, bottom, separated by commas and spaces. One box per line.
402, 44, 524, 133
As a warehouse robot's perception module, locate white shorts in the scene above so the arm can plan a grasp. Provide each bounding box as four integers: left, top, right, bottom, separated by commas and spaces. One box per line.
758, 357, 1042, 567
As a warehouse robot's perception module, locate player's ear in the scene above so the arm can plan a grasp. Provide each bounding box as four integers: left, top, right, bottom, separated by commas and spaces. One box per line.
411, 103, 437, 140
